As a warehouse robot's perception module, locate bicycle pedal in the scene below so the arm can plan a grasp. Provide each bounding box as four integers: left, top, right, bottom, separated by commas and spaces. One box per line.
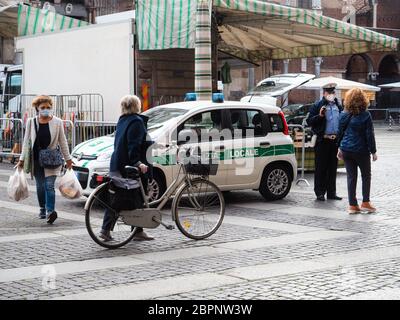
166, 225, 175, 230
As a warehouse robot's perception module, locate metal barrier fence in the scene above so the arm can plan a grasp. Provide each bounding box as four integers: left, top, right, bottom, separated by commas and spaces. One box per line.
388, 110, 400, 131
0, 93, 104, 122
0, 118, 116, 164
74, 120, 117, 147
369, 109, 390, 122
0, 117, 24, 163
288, 124, 310, 186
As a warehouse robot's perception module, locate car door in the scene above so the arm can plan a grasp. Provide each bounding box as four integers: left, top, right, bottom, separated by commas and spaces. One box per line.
175, 109, 228, 186
223, 108, 269, 188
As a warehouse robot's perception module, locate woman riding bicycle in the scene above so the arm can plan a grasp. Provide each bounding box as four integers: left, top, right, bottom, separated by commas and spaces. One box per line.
99, 95, 154, 242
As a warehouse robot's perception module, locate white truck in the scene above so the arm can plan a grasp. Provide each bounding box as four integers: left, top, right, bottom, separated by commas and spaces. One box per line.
15, 18, 136, 122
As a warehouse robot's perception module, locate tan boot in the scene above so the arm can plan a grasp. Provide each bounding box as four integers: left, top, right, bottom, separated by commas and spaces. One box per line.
348, 205, 361, 214
361, 202, 377, 213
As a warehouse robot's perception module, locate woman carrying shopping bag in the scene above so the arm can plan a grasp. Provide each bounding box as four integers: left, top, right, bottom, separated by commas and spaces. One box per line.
17, 95, 73, 224
337, 88, 378, 215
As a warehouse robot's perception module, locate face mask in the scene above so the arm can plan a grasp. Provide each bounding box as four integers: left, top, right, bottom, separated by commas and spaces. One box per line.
326, 94, 335, 102
39, 109, 53, 118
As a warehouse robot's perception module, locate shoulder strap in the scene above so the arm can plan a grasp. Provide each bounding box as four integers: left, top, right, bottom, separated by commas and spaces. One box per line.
33, 117, 41, 146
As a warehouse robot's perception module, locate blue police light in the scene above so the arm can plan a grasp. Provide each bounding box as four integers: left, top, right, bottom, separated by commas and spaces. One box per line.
212, 93, 224, 103
185, 93, 197, 101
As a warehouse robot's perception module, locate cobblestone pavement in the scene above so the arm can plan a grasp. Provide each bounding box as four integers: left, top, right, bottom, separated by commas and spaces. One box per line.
0, 126, 400, 300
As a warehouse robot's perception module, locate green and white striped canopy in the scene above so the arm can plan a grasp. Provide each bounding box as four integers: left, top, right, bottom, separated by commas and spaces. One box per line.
136, 0, 399, 60
18, 3, 89, 36
0, 3, 89, 38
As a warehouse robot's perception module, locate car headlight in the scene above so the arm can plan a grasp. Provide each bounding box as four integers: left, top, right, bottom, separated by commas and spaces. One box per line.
97, 152, 112, 162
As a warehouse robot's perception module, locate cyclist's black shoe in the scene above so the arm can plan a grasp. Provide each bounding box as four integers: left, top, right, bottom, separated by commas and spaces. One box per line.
99, 230, 113, 242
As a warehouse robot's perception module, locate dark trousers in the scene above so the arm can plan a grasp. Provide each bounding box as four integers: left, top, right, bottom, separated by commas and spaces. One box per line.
342, 151, 371, 206
314, 139, 339, 197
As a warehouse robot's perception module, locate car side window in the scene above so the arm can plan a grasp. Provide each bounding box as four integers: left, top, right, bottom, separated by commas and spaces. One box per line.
227, 109, 266, 138
178, 110, 223, 143
267, 114, 284, 133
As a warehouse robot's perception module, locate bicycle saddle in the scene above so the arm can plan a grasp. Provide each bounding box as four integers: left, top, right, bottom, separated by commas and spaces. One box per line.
124, 166, 140, 179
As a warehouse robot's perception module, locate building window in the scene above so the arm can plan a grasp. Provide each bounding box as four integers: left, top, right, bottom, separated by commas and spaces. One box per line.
297, 0, 313, 9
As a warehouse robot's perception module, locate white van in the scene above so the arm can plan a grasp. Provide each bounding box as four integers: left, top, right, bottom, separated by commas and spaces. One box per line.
71, 100, 297, 201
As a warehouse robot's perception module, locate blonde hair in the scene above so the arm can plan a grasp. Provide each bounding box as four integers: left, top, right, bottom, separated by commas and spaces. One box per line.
32, 95, 53, 111
344, 88, 369, 115
120, 95, 141, 115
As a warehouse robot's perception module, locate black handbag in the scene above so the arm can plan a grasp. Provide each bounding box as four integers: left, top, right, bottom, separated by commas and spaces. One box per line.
34, 118, 64, 169
108, 182, 144, 211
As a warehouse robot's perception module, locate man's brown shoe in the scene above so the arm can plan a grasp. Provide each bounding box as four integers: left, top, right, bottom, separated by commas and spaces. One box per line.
348, 206, 361, 214
361, 202, 377, 213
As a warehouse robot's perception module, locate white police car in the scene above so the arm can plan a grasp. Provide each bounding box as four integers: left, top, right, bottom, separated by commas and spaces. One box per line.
71, 95, 297, 201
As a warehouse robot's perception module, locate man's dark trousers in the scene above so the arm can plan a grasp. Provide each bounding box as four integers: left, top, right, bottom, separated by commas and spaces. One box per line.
314, 138, 338, 197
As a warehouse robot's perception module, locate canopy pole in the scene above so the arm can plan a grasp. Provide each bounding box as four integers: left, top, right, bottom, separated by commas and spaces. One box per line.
195, 0, 212, 100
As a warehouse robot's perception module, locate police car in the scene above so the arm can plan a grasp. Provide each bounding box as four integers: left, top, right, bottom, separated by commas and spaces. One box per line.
71, 95, 297, 201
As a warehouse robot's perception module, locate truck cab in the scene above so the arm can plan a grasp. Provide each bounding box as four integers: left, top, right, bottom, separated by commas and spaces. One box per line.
0, 65, 23, 116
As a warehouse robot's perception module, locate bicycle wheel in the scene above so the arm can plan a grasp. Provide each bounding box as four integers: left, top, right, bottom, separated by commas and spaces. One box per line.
172, 178, 225, 240
85, 182, 137, 249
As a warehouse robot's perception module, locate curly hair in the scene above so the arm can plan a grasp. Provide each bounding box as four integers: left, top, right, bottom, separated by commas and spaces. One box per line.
343, 88, 369, 115
32, 95, 53, 110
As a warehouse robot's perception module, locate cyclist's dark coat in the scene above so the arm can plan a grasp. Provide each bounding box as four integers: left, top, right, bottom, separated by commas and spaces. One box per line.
110, 113, 153, 179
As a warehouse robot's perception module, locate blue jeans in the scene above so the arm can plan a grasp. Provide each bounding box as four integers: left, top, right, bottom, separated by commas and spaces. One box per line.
34, 162, 57, 215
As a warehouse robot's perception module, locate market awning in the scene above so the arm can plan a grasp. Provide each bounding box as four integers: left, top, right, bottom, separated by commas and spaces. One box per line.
380, 82, 400, 89
136, 0, 399, 61
300, 76, 381, 92
0, 4, 18, 37
0, 3, 89, 38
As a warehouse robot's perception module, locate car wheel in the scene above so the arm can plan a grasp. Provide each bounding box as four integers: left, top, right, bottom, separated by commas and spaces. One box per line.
147, 171, 166, 202
259, 164, 292, 201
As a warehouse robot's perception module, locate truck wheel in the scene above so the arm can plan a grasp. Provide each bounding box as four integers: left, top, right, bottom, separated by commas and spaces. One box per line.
148, 171, 166, 202
259, 164, 292, 201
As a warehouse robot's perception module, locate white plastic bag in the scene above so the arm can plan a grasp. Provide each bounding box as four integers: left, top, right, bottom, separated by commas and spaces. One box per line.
58, 169, 84, 200
7, 168, 29, 201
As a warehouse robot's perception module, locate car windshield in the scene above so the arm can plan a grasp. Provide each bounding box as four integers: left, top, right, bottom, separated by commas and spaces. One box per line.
143, 107, 189, 131
249, 82, 291, 95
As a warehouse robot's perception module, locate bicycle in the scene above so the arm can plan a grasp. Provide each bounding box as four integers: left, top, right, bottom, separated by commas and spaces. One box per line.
85, 147, 225, 249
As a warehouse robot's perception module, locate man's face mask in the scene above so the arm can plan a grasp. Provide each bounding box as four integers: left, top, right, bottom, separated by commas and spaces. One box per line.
326, 93, 335, 102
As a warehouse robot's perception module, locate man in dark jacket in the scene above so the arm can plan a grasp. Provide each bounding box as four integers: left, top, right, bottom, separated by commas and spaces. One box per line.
306, 83, 343, 201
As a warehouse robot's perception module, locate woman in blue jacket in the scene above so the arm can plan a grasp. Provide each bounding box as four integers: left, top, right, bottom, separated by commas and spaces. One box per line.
337, 88, 378, 214
99, 95, 154, 242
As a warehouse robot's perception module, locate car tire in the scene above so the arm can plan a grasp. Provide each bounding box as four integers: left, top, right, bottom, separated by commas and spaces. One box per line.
259, 164, 292, 201
148, 171, 166, 202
